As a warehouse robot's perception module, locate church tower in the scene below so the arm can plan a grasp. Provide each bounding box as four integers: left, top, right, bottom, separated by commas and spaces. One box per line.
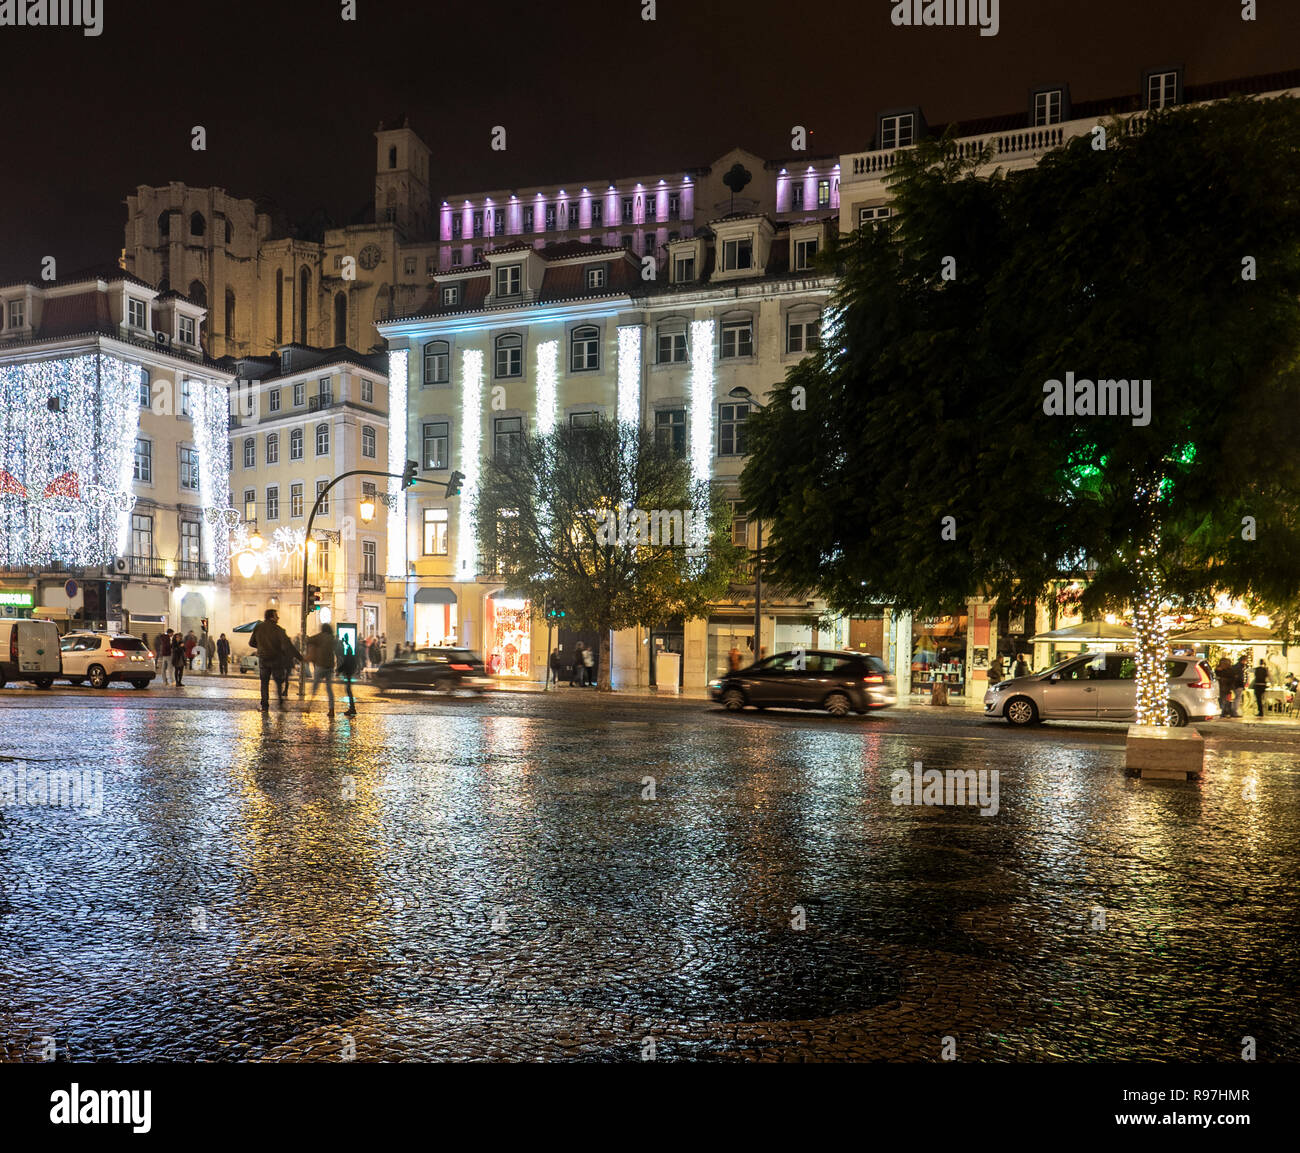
374, 117, 432, 240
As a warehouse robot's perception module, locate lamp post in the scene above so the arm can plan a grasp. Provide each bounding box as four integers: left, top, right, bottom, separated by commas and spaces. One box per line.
728, 386, 764, 658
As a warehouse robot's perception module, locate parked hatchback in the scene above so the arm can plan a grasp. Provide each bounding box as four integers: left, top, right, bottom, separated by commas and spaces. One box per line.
983, 651, 1218, 727
374, 647, 493, 693
59, 632, 155, 689
710, 649, 897, 716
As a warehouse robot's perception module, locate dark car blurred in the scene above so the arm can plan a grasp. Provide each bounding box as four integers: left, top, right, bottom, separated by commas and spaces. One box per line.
709, 649, 896, 716
374, 647, 493, 693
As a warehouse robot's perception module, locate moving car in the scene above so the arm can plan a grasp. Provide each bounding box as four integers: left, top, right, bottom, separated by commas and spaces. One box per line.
0, 617, 62, 689
710, 649, 897, 717
238, 652, 259, 674
983, 650, 1218, 727
58, 632, 155, 689
373, 647, 493, 693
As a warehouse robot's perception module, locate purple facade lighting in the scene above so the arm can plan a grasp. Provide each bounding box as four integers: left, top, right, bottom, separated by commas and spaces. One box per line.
440, 204, 453, 242
775, 171, 790, 213
508, 198, 522, 235
680, 180, 694, 221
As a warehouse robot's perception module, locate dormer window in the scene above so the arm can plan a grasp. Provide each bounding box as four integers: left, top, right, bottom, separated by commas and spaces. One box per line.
8, 299, 25, 329
496, 264, 521, 297
674, 254, 696, 283
442, 285, 459, 307
178, 315, 196, 345
1033, 88, 1063, 126
127, 298, 148, 329
1146, 69, 1180, 109
880, 113, 915, 150
722, 237, 753, 272
794, 237, 819, 271
586, 266, 606, 290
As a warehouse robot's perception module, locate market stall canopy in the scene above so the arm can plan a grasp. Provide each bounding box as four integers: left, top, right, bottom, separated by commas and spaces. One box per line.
1030, 621, 1136, 642
1170, 623, 1280, 644
231, 621, 260, 633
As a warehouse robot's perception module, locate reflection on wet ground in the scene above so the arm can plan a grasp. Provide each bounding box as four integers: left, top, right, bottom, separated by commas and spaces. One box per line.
1, 696, 1296, 1061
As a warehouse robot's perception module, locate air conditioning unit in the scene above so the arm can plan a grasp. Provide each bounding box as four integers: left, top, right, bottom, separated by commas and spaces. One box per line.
111, 557, 129, 575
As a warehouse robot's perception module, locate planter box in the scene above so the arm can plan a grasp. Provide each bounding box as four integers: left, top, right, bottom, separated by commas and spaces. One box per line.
1125, 725, 1204, 779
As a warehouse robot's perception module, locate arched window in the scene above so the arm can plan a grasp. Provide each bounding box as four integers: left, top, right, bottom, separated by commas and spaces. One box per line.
157, 211, 170, 239
495, 333, 522, 378
188, 280, 206, 308
275, 270, 284, 344
423, 340, 449, 385
299, 267, 310, 343
265, 433, 279, 465
225, 289, 236, 342
157, 278, 170, 295
315, 422, 330, 456
290, 428, 303, 460
361, 425, 376, 459
224, 219, 233, 245
570, 325, 600, 371
190, 211, 205, 237
656, 319, 687, 364
334, 291, 347, 346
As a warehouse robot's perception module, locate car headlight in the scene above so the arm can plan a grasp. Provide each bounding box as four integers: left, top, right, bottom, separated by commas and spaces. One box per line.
708, 680, 721, 689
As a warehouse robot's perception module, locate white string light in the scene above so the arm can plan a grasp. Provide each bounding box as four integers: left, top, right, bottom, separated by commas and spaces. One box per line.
456, 349, 484, 582
1132, 480, 1170, 726
386, 348, 409, 578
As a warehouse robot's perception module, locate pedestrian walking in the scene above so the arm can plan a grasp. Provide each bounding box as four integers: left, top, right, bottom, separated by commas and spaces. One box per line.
184, 630, 197, 670
250, 608, 302, 712
380, 634, 388, 663
170, 635, 187, 686
156, 630, 172, 684
582, 642, 595, 687
216, 633, 230, 675
728, 645, 742, 674
306, 623, 338, 717
204, 632, 216, 673
337, 635, 358, 716
1013, 653, 1029, 679
571, 642, 585, 686
1252, 659, 1269, 717
548, 644, 564, 687
1216, 656, 1234, 717
987, 656, 1004, 685
1233, 655, 1249, 717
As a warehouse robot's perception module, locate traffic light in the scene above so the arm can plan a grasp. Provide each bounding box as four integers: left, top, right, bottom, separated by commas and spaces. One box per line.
402, 460, 418, 488
306, 584, 322, 612
546, 600, 566, 621
445, 470, 465, 498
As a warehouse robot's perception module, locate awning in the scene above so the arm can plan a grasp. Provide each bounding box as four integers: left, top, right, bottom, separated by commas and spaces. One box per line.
414, 587, 458, 605
488, 588, 529, 601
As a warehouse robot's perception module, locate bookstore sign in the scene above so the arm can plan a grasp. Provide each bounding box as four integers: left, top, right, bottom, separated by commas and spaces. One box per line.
0, 589, 35, 611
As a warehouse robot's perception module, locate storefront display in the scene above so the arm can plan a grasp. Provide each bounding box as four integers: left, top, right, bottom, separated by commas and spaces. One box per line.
911, 614, 968, 696
485, 595, 531, 677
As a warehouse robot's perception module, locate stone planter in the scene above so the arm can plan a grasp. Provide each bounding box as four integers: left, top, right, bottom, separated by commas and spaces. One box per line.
1125, 725, 1205, 779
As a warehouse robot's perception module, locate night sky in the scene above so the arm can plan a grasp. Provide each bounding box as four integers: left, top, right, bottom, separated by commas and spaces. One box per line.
0, 0, 1294, 283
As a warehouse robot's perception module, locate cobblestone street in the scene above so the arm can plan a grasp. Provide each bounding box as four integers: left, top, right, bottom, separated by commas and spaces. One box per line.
2, 684, 1297, 1062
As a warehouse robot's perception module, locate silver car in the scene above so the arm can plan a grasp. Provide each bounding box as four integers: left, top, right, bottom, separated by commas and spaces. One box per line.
983, 651, 1219, 727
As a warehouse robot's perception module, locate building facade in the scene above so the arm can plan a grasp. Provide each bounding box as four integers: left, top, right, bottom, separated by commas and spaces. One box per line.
0, 272, 235, 636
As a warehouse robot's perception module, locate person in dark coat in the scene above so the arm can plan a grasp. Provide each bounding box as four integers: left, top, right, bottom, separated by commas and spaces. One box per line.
1013, 653, 1030, 678
184, 630, 197, 669
250, 608, 302, 712
216, 633, 230, 675
1233, 655, 1250, 717
571, 642, 585, 686
548, 645, 564, 688
336, 635, 358, 716
1252, 659, 1269, 717
170, 634, 187, 686
1215, 656, 1234, 717
306, 623, 338, 717
156, 630, 172, 684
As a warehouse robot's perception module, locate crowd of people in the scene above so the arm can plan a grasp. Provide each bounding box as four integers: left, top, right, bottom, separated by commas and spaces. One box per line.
546, 642, 597, 687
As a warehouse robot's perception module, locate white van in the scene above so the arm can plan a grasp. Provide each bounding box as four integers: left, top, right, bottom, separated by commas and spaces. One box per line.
0, 617, 62, 689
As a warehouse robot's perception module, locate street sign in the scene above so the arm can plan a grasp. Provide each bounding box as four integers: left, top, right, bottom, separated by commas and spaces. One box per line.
64, 580, 78, 598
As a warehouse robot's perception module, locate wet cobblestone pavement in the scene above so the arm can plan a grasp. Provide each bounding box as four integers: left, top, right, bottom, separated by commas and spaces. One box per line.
1, 686, 1297, 1062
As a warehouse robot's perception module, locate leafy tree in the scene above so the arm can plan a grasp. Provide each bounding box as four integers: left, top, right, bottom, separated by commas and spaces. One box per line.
475, 421, 745, 689
743, 95, 1300, 724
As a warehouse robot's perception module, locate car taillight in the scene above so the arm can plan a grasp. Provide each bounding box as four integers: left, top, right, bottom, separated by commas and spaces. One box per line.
147, 651, 155, 660
450, 663, 472, 671
108, 649, 126, 658
863, 674, 884, 683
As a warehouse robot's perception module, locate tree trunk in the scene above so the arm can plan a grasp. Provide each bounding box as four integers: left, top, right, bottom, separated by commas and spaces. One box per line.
598, 623, 612, 691
1132, 483, 1170, 726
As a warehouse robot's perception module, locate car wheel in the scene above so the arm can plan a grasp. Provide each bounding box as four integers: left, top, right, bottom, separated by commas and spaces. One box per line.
33, 676, 54, 690
433, 677, 453, 693
1004, 696, 1038, 726
131, 679, 151, 690
1166, 702, 1188, 728
722, 688, 746, 712
824, 692, 852, 717
87, 665, 109, 689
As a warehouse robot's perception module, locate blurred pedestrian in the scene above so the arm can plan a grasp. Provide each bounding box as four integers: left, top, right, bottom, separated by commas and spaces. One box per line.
306, 622, 337, 717
216, 633, 230, 675
548, 645, 564, 687
337, 635, 358, 716
582, 642, 595, 687
380, 633, 388, 663
251, 608, 302, 712
1233, 655, 1249, 717
1252, 659, 1269, 717
184, 630, 197, 669
204, 632, 216, 673
571, 642, 585, 686
170, 635, 187, 687
1216, 656, 1234, 717
156, 630, 172, 684
1014, 653, 1029, 678
728, 645, 742, 673
987, 656, 1004, 685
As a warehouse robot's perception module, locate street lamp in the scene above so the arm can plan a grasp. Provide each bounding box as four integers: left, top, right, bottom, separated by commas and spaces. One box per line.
359, 495, 376, 523
728, 385, 764, 658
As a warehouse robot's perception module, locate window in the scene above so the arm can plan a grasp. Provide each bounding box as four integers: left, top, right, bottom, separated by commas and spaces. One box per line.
655, 408, 686, 456
422, 421, 449, 470
291, 482, 304, 518
361, 378, 374, 404
591, 201, 602, 227
473, 247, 484, 264
621, 234, 634, 251
316, 479, 329, 515
859, 205, 892, 229
318, 376, 332, 405
293, 382, 305, 407
441, 286, 459, 307
644, 234, 656, 256
266, 433, 279, 465
423, 507, 449, 555
190, 212, 205, 237
817, 179, 830, 207
674, 254, 695, 283
1033, 89, 1062, 126
362, 425, 376, 458
138, 369, 152, 408
570, 411, 600, 429
522, 205, 534, 231
243, 489, 256, 521
792, 184, 804, 210
494, 212, 504, 236
586, 266, 606, 289
388, 146, 397, 168
133, 438, 152, 483
127, 298, 147, 329
495, 333, 523, 378
268, 387, 281, 413
1147, 70, 1178, 109
423, 340, 449, 384
720, 319, 754, 359
315, 423, 330, 455
266, 486, 279, 520
131, 513, 153, 559
568, 204, 580, 228
404, 257, 416, 275
880, 113, 915, 149
722, 237, 753, 271
544, 205, 556, 231
179, 379, 192, 417
718, 403, 750, 456
243, 437, 256, 468
730, 503, 748, 547
178, 316, 196, 345
452, 216, 463, 238
180, 519, 201, 564
179, 447, 200, 489
646, 198, 657, 222
8, 300, 24, 328
363, 540, 377, 578
494, 416, 523, 460
657, 324, 687, 364
668, 193, 680, 219
622, 197, 634, 223
570, 325, 600, 371
794, 237, 818, 271
290, 428, 304, 460
496, 264, 521, 297
786, 315, 821, 354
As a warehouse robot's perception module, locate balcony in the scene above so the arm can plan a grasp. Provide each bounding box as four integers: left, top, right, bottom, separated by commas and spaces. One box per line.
308, 396, 341, 413
359, 572, 385, 590
846, 121, 1088, 180
123, 555, 215, 582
